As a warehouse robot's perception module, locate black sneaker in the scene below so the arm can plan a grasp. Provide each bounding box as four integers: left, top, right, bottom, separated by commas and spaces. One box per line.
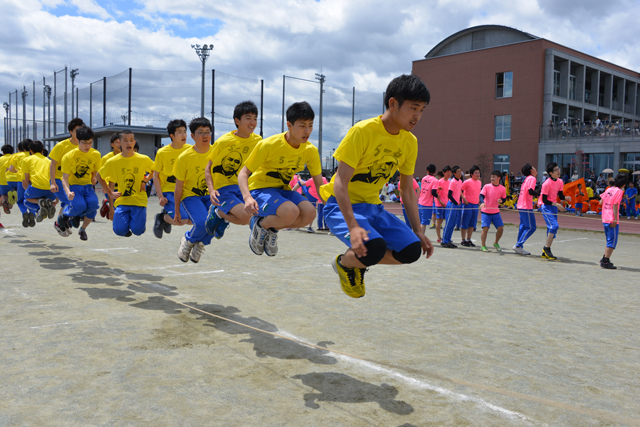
467, 241, 476, 247
153, 212, 165, 239
600, 260, 617, 269
460, 240, 470, 247
446, 242, 457, 248
71, 216, 82, 228
542, 247, 557, 260
28, 212, 36, 227
79, 229, 88, 241
125, 230, 133, 237
22, 212, 29, 228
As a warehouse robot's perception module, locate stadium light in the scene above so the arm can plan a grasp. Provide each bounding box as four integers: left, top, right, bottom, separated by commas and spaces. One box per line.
192, 44, 214, 117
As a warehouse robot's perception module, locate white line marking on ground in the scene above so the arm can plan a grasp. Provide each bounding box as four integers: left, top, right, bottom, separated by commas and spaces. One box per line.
29, 319, 95, 329
163, 270, 224, 277
555, 238, 589, 243
277, 330, 539, 425
91, 248, 138, 253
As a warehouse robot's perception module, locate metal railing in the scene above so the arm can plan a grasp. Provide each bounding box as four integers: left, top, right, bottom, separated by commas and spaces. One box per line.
540, 120, 640, 142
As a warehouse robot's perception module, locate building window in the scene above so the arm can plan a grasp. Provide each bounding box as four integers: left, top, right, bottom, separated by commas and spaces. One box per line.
496, 71, 513, 98
623, 153, 640, 172
493, 155, 510, 173
553, 62, 561, 97
495, 115, 511, 140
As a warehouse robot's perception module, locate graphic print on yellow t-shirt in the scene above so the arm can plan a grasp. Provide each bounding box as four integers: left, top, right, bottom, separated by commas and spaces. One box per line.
153, 143, 191, 194
207, 131, 261, 189
21, 153, 52, 190
244, 132, 321, 191
49, 139, 79, 179
61, 148, 102, 186
173, 145, 213, 199
319, 116, 418, 205
8, 152, 29, 182
98, 153, 154, 207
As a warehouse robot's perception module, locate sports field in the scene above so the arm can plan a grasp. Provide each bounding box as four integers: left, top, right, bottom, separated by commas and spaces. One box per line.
1, 199, 639, 426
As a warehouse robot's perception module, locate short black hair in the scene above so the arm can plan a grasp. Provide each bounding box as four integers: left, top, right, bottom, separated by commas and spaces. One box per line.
384, 74, 430, 109
426, 164, 436, 174
286, 101, 315, 124
189, 117, 212, 134
110, 132, 121, 144
436, 171, 443, 179
233, 101, 259, 128
614, 174, 628, 188
42, 148, 49, 157
1, 144, 14, 155
491, 170, 502, 178
546, 162, 558, 175
19, 139, 33, 152
522, 163, 533, 176
134, 142, 140, 152
469, 165, 480, 175
442, 165, 451, 173
75, 125, 95, 142
120, 130, 134, 137
452, 165, 461, 174
68, 118, 85, 133
167, 119, 187, 137
30, 140, 44, 153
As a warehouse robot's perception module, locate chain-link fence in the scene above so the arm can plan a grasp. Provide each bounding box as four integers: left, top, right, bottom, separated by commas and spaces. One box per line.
3, 67, 385, 165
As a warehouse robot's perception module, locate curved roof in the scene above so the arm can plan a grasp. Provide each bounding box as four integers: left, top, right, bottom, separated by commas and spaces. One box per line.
425, 25, 538, 59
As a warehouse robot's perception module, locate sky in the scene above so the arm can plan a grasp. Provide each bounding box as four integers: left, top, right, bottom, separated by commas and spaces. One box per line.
1, 0, 639, 157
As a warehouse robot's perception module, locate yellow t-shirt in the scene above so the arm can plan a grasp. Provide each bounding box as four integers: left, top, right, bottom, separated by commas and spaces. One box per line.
319, 116, 418, 204
244, 132, 321, 191
61, 148, 102, 186
21, 153, 52, 190
152, 143, 192, 194
0, 153, 12, 185
173, 145, 213, 199
49, 139, 80, 180
98, 153, 154, 207
207, 131, 262, 190
8, 152, 29, 182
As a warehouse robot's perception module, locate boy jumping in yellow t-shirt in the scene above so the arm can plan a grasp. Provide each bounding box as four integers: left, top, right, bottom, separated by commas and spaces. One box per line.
238, 101, 325, 257
22, 140, 56, 226
319, 75, 434, 298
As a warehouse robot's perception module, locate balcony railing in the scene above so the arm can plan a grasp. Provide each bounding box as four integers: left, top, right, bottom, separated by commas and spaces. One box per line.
540, 121, 640, 142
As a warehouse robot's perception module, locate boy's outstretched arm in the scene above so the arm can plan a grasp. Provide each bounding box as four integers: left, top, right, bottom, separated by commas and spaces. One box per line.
333, 161, 368, 257
400, 174, 434, 259
239, 166, 258, 215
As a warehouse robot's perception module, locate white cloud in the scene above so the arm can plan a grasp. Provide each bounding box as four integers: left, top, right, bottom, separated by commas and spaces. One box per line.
69, 0, 112, 20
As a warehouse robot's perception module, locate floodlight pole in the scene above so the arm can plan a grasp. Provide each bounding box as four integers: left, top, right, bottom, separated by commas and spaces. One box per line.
21, 87, 27, 139
315, 73, 325, 161
3, 102, 8, 144
191, 44, 214, 117
70, 69, 79, 118
44, 85, 51, 139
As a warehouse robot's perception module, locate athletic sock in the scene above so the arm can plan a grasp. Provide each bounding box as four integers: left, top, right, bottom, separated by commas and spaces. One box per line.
79, 227, 86, 233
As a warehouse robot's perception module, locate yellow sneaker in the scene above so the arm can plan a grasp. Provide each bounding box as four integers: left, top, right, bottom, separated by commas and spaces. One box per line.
332, 255, 366, 298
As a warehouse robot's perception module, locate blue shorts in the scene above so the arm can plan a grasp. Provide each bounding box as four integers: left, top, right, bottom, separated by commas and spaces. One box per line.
418, 204, 432, 225
575, 202, 583, 211
541, 204, 559, 237
163, 192, 189, 219
435, 206, 446, 219
250, 187, 308, 217
324, 197, 419, 251
24, 186, 56, 200
461, 203, 479, 229
7, 181, 19, 191
481, 212, 504, 229
0, 184, 10, 196
216, 185, 245, 215
113, 205, 147, 236
603, 223, 619, 249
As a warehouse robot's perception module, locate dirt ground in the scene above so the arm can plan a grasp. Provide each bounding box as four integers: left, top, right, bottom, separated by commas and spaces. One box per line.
1, 195, 639, 426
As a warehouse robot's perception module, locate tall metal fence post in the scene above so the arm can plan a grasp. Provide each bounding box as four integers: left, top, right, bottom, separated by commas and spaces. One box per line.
352, 87, 355, 126
215, 70, 216, 138
64, 66, 68, 127
89, 82, 92, 128
53, 73, 57, 136
128, 68, 132, 126
260, 79, 264, 137
32, 80, 36, 140
102, 77, 106, 127
22, 86, 27, 139
316, 73, 325, 162
42, 78, 46, 139
382, 92, 385, 114
76, 88, 78, 121
281, 75, 286, 132
14, 90, 18, 143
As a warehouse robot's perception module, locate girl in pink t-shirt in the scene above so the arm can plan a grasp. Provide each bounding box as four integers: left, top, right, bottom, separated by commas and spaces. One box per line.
599, 174, 627, 269
539, 162, 570, 260
514, 163, 540, 255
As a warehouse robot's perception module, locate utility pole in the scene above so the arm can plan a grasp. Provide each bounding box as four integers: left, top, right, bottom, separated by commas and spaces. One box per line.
191, 44, 214, 117
70, 68, 79, 118
44, 85, 51, 139
315, 73, 325, 161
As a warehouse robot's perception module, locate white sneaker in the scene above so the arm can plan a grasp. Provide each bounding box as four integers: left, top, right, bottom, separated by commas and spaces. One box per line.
513, 245, 525, 255
178, 235, 195, 262
264, 229, 279, 257
249, 216, 268, 255
522, 248, 531, 255
627, 217, 631, 220
189, 242, 205, 263
307, 226, 315, 233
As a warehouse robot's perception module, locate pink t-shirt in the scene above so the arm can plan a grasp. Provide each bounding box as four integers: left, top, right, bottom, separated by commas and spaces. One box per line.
289, 175, 303, 194
461, 178, 481, 204
448, 178, 462, 203
480, 184, 506, 214
419, 175, 438, 206
304, 176, 328, 201
517, 175, 537, 210
540, 178, 564, 204
601, 187, 624, 224
397, 178, 419, 204
435, 178, 450, 207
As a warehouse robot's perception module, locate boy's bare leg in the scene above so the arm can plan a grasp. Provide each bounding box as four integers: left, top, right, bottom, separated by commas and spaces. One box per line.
436, 218, 443, 240
481, 227, 489, 247
260, 201, 300, 230
494, 226, 504, 244
218, 203, 251, 226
